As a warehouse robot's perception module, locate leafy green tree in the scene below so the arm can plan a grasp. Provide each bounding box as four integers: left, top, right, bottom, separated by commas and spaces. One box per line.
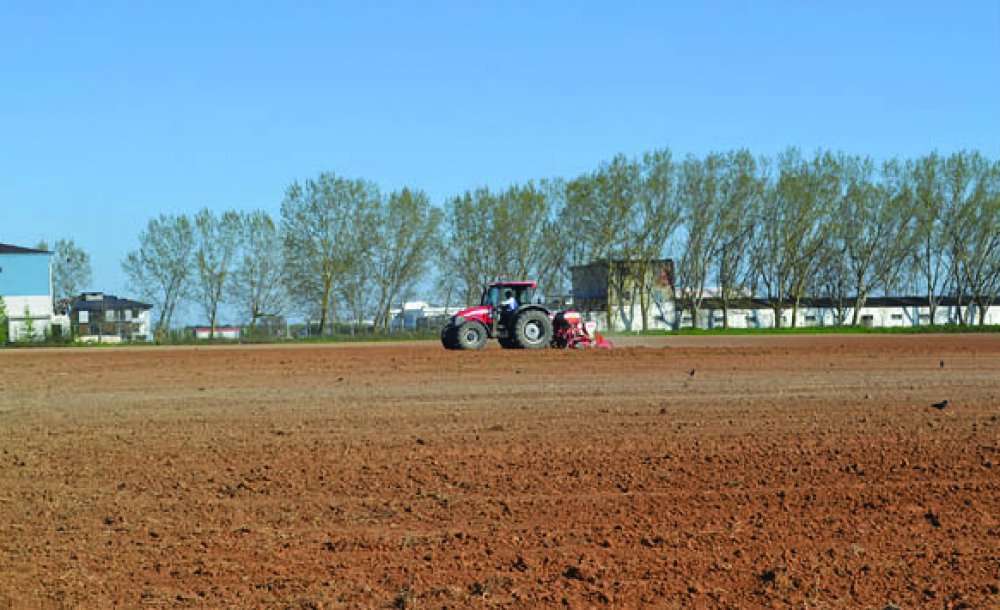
0, 297, 7, 344
675, 153, 724, 328
22, 305, 35, 342
232, 210, 286, 328
632, 149, 683, 330
281, 172, 379, 334
907, 153, 949, 325
36, 238, 93, 302
122, 214, 195, 337
192, 209, 242, 337
444, 182, 555, 304
833, 155, 917, 325
712, 150, 763, 328
940, 151, 1000, 324
564, 155, 642, 328
752, 149, 836, 328
369, 188, 442, 331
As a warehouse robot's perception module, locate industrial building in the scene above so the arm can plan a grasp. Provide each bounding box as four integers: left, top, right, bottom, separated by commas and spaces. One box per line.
567, 257, 1000, 331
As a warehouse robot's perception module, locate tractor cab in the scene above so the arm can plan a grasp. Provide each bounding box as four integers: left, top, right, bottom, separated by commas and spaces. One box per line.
481, 281, 538, 311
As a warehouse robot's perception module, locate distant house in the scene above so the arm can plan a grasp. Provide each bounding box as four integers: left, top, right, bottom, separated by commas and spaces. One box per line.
69, 292, 153, 343
0, 243, 56, 341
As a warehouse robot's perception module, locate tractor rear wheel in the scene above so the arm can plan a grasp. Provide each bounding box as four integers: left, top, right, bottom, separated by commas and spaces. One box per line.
455, 321, 488, 350
512, 309, 552, 349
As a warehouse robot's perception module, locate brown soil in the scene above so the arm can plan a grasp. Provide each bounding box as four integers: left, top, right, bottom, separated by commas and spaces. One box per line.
1, 335, 998, 608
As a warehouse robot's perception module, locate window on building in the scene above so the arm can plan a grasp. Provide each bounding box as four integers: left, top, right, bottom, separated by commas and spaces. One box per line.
124, 309, 133, 321
891, 313, 903, 321
79, 310, 89, 323
805, 315, 817, 322
105, 309, 116, 322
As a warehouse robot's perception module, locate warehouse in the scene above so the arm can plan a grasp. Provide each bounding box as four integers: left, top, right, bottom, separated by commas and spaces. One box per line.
0, 243, 55, 341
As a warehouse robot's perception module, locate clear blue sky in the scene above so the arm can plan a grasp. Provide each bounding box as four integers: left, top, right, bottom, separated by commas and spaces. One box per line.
2, 1, 998, 306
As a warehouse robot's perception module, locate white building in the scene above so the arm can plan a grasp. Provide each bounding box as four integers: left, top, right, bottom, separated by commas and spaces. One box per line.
675, 296, 1000, 330
389, 301, 468, 331
193, 326, 241, 340
0, 243, 55, 341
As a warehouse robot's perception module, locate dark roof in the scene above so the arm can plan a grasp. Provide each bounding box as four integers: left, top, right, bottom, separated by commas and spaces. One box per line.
70, 293, 152, 312
570, 258, 673, 270
0, 243, 50, 254
490, 280, 537, 288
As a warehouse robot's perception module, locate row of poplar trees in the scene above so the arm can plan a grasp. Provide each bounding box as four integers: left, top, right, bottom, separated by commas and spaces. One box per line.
123, 147, 1000, 336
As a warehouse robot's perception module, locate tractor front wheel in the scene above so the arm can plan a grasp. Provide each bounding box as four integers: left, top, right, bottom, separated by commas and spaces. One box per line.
512, 309, 552, 349
440, 324, 459, 349
455, 321, 488, 350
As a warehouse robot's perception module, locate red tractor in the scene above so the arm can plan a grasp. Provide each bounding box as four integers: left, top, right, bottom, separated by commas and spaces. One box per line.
440, 280, 612, 350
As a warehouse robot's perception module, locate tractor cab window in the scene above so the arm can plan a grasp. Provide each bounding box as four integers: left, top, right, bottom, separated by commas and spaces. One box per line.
518, 287, 536, 304
482, 286, 502, 307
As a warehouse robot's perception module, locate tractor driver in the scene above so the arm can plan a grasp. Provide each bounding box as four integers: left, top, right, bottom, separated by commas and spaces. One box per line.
500, 289, 518, 313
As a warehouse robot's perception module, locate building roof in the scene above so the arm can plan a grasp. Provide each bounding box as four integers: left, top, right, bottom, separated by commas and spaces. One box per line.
70, 293, 152, 312
0, 243, 50, 254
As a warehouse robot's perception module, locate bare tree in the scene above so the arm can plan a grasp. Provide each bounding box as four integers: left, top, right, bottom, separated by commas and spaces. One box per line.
232, 210, 286, 328
281, 172, 379, 334
122, 214, 195, 337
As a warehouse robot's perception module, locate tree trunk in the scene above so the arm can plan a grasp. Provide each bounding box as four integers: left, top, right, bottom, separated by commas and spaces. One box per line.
319, 275, 332, 335
851, 293, 868, 327
604, 261, 615, 333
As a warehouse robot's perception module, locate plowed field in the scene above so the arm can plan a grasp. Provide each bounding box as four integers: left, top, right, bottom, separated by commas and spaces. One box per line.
1, 335, 998, 608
